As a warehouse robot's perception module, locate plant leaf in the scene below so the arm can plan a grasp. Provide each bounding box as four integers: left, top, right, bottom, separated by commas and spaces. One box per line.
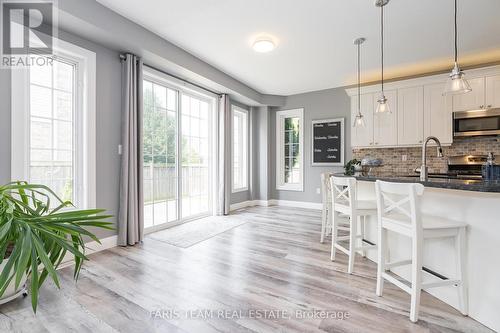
31, 233, 60, 289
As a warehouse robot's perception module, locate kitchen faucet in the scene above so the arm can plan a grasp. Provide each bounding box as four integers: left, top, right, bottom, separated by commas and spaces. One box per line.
420, 136, 444, 181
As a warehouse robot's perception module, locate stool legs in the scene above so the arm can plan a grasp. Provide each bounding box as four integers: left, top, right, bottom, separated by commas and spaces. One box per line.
358, 216, 366, 258
320, 203, 327, 243
348, 214, 358, 274
376, 226, 387, 297
410, 234, 423, 323
456, 227, 468, 316
331, 209, 339, 261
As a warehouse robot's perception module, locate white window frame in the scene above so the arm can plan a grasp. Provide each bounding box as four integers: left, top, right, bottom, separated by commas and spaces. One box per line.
276, 108, 304, 192
11, 38, 97, 209
231, 105, 249, 193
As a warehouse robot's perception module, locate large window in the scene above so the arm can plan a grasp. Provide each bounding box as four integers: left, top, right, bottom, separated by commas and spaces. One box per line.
11, 40, 96, 209
276, 108, 304, 191
143, 70, 215, 230
232, 105, 248, 192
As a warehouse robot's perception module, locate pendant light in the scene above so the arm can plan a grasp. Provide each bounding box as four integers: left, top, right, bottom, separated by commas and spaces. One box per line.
443, 0, 471, 95
375, 0, 390, 113
353, 37, 366, 128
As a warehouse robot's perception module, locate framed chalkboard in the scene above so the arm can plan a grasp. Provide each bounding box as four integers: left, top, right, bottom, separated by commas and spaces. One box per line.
311, 118, 344, 166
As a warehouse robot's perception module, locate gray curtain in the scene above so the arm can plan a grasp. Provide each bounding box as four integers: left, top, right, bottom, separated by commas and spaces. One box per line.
217, 94, 231, 215
118, 54, 144, 246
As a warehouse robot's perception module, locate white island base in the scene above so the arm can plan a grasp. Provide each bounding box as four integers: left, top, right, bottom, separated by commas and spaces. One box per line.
355, 181, 500, 332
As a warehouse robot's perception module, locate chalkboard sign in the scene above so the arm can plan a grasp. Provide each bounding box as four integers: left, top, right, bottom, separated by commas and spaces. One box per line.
311, 118, 344, 166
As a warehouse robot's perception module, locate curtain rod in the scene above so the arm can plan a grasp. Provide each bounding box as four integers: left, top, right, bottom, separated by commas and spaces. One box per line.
119, 54, 222, 97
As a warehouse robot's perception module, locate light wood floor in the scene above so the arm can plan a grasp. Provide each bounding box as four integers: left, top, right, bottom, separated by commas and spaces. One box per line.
0, 206, 492, 333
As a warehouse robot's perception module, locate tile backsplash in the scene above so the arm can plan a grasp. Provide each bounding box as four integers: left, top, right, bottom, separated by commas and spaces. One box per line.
352, 137, 500, 175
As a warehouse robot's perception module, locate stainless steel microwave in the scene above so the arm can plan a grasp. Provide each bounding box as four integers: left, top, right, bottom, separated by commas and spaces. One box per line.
453, 108, 500, 137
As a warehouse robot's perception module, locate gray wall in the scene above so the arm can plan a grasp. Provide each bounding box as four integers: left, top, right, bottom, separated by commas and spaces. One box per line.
0, 29, 122, 239
270, 87, 352, 203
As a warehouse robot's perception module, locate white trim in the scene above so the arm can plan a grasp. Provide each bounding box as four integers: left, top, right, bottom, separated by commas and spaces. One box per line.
231, 105, 249, 193
11, 37, 96, 209
268, 199, 322, 210
345, 64, 500, 97
311, 118, 345, 167
58, 235, 118, 269
229, 199, 321, 212
276, 108, 304, 192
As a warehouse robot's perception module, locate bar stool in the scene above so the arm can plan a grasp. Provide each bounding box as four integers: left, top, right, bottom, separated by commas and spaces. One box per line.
374, 180, 468, 322
320, 172, 334, 243
330, 176, 377, 274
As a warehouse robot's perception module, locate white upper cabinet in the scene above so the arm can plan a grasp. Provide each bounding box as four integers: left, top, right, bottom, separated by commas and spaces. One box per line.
424, 83, 453, 145
373, 90, 398, 147
452, 77, 485, 112
346, 65, 500, 148
485, 75, 500, 109
398, 86, 424, 145
351, 93, 374, 147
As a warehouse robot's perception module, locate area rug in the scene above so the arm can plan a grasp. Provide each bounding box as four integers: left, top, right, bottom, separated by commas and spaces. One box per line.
147, 215, 249, 248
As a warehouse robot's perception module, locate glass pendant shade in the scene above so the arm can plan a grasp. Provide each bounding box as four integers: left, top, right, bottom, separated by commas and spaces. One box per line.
353, 113, 366, 128
444, 0, 471, 96
376, 94, 391, 113
443, 63, 472, 95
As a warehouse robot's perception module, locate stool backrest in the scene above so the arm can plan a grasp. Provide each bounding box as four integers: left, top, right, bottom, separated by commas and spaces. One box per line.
321, 173, 334, 204
375, 180, 425, 234
330, 176, 357, 213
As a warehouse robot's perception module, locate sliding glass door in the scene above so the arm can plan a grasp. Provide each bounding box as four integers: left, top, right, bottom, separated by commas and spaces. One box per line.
143, 74, 213, 229
181, 93, 212, 218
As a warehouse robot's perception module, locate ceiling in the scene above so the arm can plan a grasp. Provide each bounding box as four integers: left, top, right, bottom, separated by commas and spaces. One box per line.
96, 0, 500, 96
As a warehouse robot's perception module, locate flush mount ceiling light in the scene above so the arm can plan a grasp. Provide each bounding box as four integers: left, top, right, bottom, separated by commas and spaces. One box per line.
375, 0, 391, 114
353, 37, 366, 128
252, 38, 275, 53
443, 0, 472, 95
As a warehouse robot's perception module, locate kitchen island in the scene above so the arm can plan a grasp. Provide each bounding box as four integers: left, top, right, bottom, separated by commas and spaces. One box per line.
334, 174, 500, 332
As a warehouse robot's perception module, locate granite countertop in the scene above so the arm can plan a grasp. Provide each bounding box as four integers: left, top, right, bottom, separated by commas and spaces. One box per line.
334, 173, 500, 193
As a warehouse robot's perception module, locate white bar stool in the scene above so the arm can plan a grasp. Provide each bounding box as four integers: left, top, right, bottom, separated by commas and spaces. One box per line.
330, 176, 377, 274
375, 180, 468, 323
320, 172, 334, 243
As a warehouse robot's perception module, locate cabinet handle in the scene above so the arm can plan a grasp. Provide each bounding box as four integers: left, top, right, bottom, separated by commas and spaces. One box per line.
480, 105, 485, 109
487, 105, 492, 108
370, 142, 373, 145
375, 142, 379, 145
418, 140, 423, 143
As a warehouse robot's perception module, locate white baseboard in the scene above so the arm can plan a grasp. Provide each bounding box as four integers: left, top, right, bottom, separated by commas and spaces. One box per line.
230, 199, 321, 211
268, 200, 322, 210
58, 235, 118, 269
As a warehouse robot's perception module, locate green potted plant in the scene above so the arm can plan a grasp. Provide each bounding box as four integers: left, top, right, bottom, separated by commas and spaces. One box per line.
0, 181, 113, 312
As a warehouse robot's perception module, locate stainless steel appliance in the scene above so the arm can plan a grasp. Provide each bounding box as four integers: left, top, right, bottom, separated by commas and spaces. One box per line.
447, 155, 487, 179
413, 155, 486, 180
453, 108, 500, 137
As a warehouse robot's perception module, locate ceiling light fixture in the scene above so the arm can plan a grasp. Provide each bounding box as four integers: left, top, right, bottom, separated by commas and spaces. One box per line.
252, 39, 275, 53
443, 0, 471, 95
353, 37, 366, 128
375, 0, 390, 114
